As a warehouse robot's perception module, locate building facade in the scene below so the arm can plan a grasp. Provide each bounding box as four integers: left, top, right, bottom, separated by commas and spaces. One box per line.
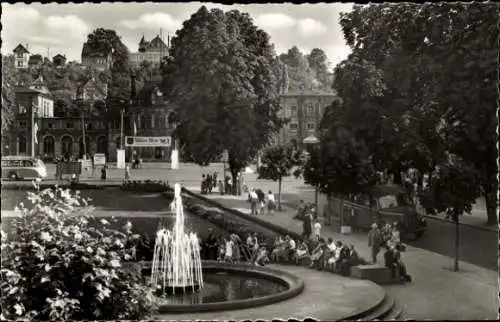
274, 91, 338, 147
129, 35, 169, 68
12, 44, 29, 69
81, 43, 113, 71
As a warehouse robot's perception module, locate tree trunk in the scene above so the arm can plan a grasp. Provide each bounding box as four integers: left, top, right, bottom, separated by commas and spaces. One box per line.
483, 185, 498, 225
277, 178, 282, 211
454, 213, 460, 272
230, 169, 238, 196
392, 166, 402, 184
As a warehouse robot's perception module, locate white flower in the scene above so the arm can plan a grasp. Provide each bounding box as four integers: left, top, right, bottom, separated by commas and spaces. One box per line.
113, 239, 124, 248
74, 232, 83, 241
40, 232, 53, 243
14, 303, 24, 316
44, 264, 51, 272
1, 230, 6, 242
86, 246, 93, 253
102, 237, 112, 244
100, 219, 110, 226
41, 276, 50, 283
109, 259, 121, 268
96, 247, 106, 256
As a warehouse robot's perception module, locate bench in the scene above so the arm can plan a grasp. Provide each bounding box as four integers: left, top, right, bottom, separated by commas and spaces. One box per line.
350, 264, 400, 284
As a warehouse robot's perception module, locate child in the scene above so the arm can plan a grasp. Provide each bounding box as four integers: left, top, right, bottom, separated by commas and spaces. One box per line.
267, 190, 276, 215
224, 237, 234, 263
295, 240, 310, 265
314, 219, 322, 241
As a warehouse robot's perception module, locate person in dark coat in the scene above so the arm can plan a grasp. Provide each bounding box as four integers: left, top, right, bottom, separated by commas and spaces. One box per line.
302, 211, 312, 239
100, 164, 107, 180
205, 232, 218, 260
368, 222, 382, 264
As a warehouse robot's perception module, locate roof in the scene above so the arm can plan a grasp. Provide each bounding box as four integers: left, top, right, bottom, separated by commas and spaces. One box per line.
28, 55, 43, 64
53, 54, 66, 59
13, 44, 29, 54
81, 42, 112, 58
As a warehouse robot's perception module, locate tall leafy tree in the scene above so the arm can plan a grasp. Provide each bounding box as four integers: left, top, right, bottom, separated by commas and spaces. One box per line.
162, 6, 283, 193
420, 154, 481, 271
258, 144, 299, 210
335, 3, 497, 224
1, 55, 17, 141
307, 48, 330, 88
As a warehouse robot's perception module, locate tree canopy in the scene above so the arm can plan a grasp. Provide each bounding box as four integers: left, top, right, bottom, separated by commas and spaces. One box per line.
162, 6, 284, 190
317, 3, 498, 224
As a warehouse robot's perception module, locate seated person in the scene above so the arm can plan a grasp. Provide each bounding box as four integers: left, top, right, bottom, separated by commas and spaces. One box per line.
393, 244, 412, 282
254, 245, 270, 266
309, 238, 326, 269
324, 238, 337, 270
294, 240, 310, 264
284, 235, 296, 262
270, 236, 286, 262
329, 241, 344, 272
336, 243, 352, 275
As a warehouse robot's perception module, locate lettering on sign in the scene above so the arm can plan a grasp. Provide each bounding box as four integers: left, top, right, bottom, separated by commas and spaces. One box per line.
125, 136, 171, 147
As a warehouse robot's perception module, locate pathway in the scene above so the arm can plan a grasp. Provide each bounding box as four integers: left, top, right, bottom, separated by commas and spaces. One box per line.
194, 189, 498, 321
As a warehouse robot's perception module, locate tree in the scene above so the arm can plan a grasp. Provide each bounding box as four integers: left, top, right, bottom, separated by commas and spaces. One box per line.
85, 28, 130, 73
162, 6, 283, 194
420, 154, 481, 271
307, 48, 330, 88
258, 144, 298, 210
1, 55, 17, 141
337, 3, 498, 224
279, 46, 319, 91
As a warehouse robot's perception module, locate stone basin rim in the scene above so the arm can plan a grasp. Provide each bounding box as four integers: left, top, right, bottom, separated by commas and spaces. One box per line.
141, 260, 305, 313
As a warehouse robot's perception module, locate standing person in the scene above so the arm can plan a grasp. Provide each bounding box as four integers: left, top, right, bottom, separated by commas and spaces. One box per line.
213, 172, 218, 190
224, 237, 234, 263
100, 164, 107, 180
218, 180, 224, 195
201, 174, 206, 194
249, 189, 258, 215
267, 190, 276, 215
236, 172, 242, 195
302, 210, 312, 239
207, 174, 213, 194
388, 222, 401, 249
91, 154, 95, 177
125, 163, 130, 180
368, 223, 382, 264
313, 219, 322, 242
206, 231, 218, 260
294, 200, 306, 219
227, 176, 233, 195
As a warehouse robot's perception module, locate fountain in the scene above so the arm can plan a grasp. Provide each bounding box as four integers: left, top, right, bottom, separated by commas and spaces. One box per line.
150, 183, 204, 295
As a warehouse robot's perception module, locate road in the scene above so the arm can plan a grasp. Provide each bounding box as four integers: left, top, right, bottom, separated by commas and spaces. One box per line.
1, 162, 497, 271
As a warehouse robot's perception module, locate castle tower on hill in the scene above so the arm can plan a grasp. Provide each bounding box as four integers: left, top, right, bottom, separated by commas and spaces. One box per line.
130, 34, 169, 68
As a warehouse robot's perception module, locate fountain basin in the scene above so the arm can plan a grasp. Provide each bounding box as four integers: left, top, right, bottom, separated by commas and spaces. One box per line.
142, 260, 304, 313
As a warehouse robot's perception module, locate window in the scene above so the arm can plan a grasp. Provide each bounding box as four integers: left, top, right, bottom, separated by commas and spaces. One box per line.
43, 136, 55, 155
66, 122, 74, 129
19, 121, 27, 129
48, 123, 53, 129
307, 104, 314, 116
290, 123, 298, 130
18, 136, 27, 154
19, 104, 26, 114
291, 106, 297, 116
307, 123, 315, 130
17, 52, 23, 58
87, 123, 93, 130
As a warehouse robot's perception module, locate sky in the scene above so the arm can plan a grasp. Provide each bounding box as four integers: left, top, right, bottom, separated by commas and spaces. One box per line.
1, 2, 354, 69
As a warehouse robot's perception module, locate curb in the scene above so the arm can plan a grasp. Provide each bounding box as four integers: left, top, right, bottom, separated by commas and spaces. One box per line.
182, 188, 303, 242
422, 214, 497, 233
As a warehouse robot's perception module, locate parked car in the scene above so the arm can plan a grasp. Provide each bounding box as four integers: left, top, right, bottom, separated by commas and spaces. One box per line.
325, 184, 428, 239
1, 155, 47, 181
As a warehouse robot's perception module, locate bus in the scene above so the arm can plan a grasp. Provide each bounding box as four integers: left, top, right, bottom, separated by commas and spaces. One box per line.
1, 156, 47, 181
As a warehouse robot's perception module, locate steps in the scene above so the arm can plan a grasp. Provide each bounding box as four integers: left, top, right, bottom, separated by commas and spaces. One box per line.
342, 292, 403, 321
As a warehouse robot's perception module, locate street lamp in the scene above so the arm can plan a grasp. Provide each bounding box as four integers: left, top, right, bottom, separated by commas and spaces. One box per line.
303, 135, 320, 219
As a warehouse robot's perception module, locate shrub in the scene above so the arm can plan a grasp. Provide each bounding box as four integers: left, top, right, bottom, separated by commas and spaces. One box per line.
120, 180, 171, 193
0, 183, 157, 320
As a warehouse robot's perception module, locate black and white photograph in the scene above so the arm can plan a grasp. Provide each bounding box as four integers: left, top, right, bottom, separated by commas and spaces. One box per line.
1, 1, 498, 321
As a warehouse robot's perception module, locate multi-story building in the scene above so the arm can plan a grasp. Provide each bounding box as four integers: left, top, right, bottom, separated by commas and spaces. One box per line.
129, 34, 169, 68
127, 78, 175, 161
81, 43, 113, 71
274, 90, 338, 147
28, 54, 43, 69
12, 44, 29, 69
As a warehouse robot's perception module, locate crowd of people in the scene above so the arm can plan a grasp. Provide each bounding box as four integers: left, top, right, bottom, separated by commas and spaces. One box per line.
248, 188, 277, 215
200, 172, 247, 195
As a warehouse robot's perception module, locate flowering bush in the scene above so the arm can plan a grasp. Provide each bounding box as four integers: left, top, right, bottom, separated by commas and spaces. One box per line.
1, 183, 157, 320
120, 180, 171, 193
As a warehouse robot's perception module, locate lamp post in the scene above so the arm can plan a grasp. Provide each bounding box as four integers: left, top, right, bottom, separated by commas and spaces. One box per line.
303, 135, 320, 219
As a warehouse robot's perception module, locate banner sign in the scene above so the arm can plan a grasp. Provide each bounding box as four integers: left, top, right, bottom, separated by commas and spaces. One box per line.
125, 136, 171, 147
93, 153, 106, 166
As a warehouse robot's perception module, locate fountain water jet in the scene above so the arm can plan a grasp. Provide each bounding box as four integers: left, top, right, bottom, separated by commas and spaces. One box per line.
150, 183, 204, 295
